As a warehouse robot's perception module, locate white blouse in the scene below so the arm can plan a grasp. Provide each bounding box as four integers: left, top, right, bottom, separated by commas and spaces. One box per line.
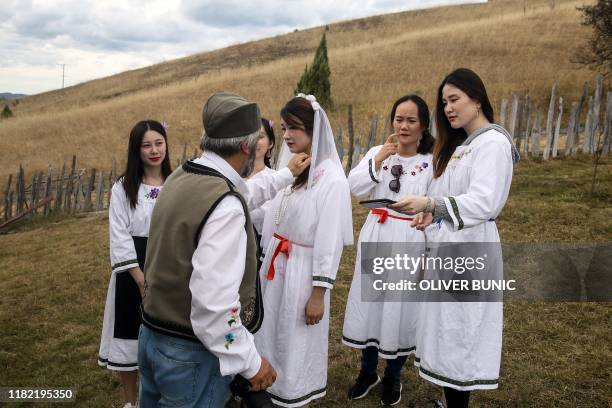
109, 181, 162, 273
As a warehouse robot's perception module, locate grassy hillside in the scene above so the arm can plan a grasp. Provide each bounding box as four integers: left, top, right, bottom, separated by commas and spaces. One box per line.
0, 0, 600, 187
0, 156, 610, 407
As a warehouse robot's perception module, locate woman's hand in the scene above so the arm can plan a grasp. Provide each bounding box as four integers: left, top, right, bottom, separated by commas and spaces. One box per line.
374, 134, 399, 171
389, 195, 429, 215
305, 287, 326, 325
129, 267, 146, 298
411, 212, 434, 231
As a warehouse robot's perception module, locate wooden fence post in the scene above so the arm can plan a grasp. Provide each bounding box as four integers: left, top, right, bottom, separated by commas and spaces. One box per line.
335, 126, 344, 162
589, 74, 604, 153
508, 93, 519, 141
602, 91, 612, 156
574, 81, 589, 146
84, 168, 96, 210
345, 105, 355, 174
16, 164, 25, 214
74, 169, 85, 212
531, 106, 542, 157
351, 134, 362, 170
6, 191, 13, 220
3, 174, 12, 221
64, 155, 76, 211
29, 173, 38, 215
108, 158, 116, 208
499, 98, 508, 128
552, 97, 563, 158
55, 163, 66, 212
43, 166, 53, 216
565, 102, 579, 156
521, 95, 531, 154
583, 97, 594, 153
96, 170, 105, 210
543, 83, 557, 160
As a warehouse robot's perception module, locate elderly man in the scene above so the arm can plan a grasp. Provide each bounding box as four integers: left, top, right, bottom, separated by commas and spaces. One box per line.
138, 92, 310, 406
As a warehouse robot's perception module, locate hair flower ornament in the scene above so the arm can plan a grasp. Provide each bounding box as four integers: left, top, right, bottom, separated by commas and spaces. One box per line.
296, 93, 321, 111
161, 121, 169, 130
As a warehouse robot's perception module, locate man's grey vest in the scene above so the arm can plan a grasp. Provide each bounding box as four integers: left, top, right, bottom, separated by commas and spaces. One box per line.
142, 161, 262, 340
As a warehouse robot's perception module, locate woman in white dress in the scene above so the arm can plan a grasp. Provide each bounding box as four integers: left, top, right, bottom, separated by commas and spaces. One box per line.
390, 68, 520, 408
247, 117, 277, 237
342, 95, 434, 406
98, 120, 172, 408
254, 95, 353, 407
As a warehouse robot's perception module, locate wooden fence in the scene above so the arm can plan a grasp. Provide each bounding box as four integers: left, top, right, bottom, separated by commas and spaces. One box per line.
2, 75, 610, 229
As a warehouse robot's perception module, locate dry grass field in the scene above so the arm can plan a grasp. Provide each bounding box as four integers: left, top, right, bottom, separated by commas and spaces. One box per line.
1, 0, 611, 407
0, 0, 601, 186
0, 156, 610, 407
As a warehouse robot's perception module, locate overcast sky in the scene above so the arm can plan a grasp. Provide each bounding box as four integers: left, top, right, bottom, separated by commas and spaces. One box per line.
0, 0, 486, 95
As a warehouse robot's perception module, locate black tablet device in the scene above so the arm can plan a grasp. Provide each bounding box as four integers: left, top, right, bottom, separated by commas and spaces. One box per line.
359, 198, 396, 209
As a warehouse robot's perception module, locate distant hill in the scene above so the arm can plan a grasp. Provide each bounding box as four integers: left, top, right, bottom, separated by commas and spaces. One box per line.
0, 93, 27, 100
0, 0, 595, 183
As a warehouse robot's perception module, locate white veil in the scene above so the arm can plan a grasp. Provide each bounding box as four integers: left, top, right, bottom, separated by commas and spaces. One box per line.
276, 94, 353, 245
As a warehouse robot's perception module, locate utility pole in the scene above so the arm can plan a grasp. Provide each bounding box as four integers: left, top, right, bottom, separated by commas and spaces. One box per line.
60, 64, 66, 88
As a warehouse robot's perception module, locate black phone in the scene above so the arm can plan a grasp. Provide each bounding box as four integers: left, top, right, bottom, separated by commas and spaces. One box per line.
359, 199, 396, 209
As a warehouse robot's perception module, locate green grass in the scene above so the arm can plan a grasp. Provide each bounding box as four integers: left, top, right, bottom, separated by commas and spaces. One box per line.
0, 156, 610, 407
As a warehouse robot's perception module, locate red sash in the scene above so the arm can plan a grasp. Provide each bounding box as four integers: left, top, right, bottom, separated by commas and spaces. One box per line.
370, 208, 414, 223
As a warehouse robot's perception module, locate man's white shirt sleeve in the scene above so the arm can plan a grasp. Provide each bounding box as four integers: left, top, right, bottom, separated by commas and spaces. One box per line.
189, 194, 261, 378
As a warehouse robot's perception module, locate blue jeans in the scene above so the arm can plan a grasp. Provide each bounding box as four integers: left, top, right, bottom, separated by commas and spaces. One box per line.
138, 325, 232, 407
361, 346, 407, 379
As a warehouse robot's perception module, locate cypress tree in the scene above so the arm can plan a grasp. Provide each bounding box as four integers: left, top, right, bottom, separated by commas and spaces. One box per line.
294, 33, 333, 109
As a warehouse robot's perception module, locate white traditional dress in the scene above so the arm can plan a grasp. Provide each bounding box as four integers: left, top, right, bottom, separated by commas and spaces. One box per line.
342, 147, 433, 358
254, 95, 353, 407
415, 124, 518, 391
99, 181, 162, 370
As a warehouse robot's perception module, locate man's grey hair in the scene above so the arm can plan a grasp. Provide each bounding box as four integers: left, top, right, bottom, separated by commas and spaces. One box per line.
200, 129, 260, 158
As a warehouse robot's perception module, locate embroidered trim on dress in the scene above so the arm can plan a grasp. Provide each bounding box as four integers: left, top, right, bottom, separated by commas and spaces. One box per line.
419, 366, 498, 387
342, 336, 416, 355
368, 159, 379, 183
312, 276, 335, 285
112, 259, 139, 271
448, 196, 464, 230
269, 386, 327, 405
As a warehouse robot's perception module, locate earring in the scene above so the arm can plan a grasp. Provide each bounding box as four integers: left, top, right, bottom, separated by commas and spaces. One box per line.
476, 107, 480, 117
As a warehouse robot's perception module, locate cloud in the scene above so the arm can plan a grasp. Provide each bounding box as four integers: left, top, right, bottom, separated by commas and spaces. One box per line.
1, 0, 487, 94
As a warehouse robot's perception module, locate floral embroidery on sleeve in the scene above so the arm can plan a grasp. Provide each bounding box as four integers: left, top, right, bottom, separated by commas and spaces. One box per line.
224, 333, 235, 349
227, 308, 239, 327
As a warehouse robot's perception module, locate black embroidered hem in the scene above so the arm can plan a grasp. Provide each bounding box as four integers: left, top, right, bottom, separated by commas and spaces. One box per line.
342, 336, 416, 356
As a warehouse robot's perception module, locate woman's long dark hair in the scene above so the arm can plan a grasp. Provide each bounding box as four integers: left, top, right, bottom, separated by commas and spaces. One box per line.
389, 94, 434, 154
120, 120, 172, 208
280, 97, 314, 189
261, 117, 276, 168
433, 68, 494, 178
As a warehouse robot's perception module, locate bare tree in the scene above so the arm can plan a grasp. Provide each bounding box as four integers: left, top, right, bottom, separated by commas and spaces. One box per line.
573, 0, 612, 77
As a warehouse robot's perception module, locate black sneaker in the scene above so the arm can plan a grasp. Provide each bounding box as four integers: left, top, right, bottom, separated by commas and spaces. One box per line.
380, 375, 402, 406
347, 370, 381, 400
